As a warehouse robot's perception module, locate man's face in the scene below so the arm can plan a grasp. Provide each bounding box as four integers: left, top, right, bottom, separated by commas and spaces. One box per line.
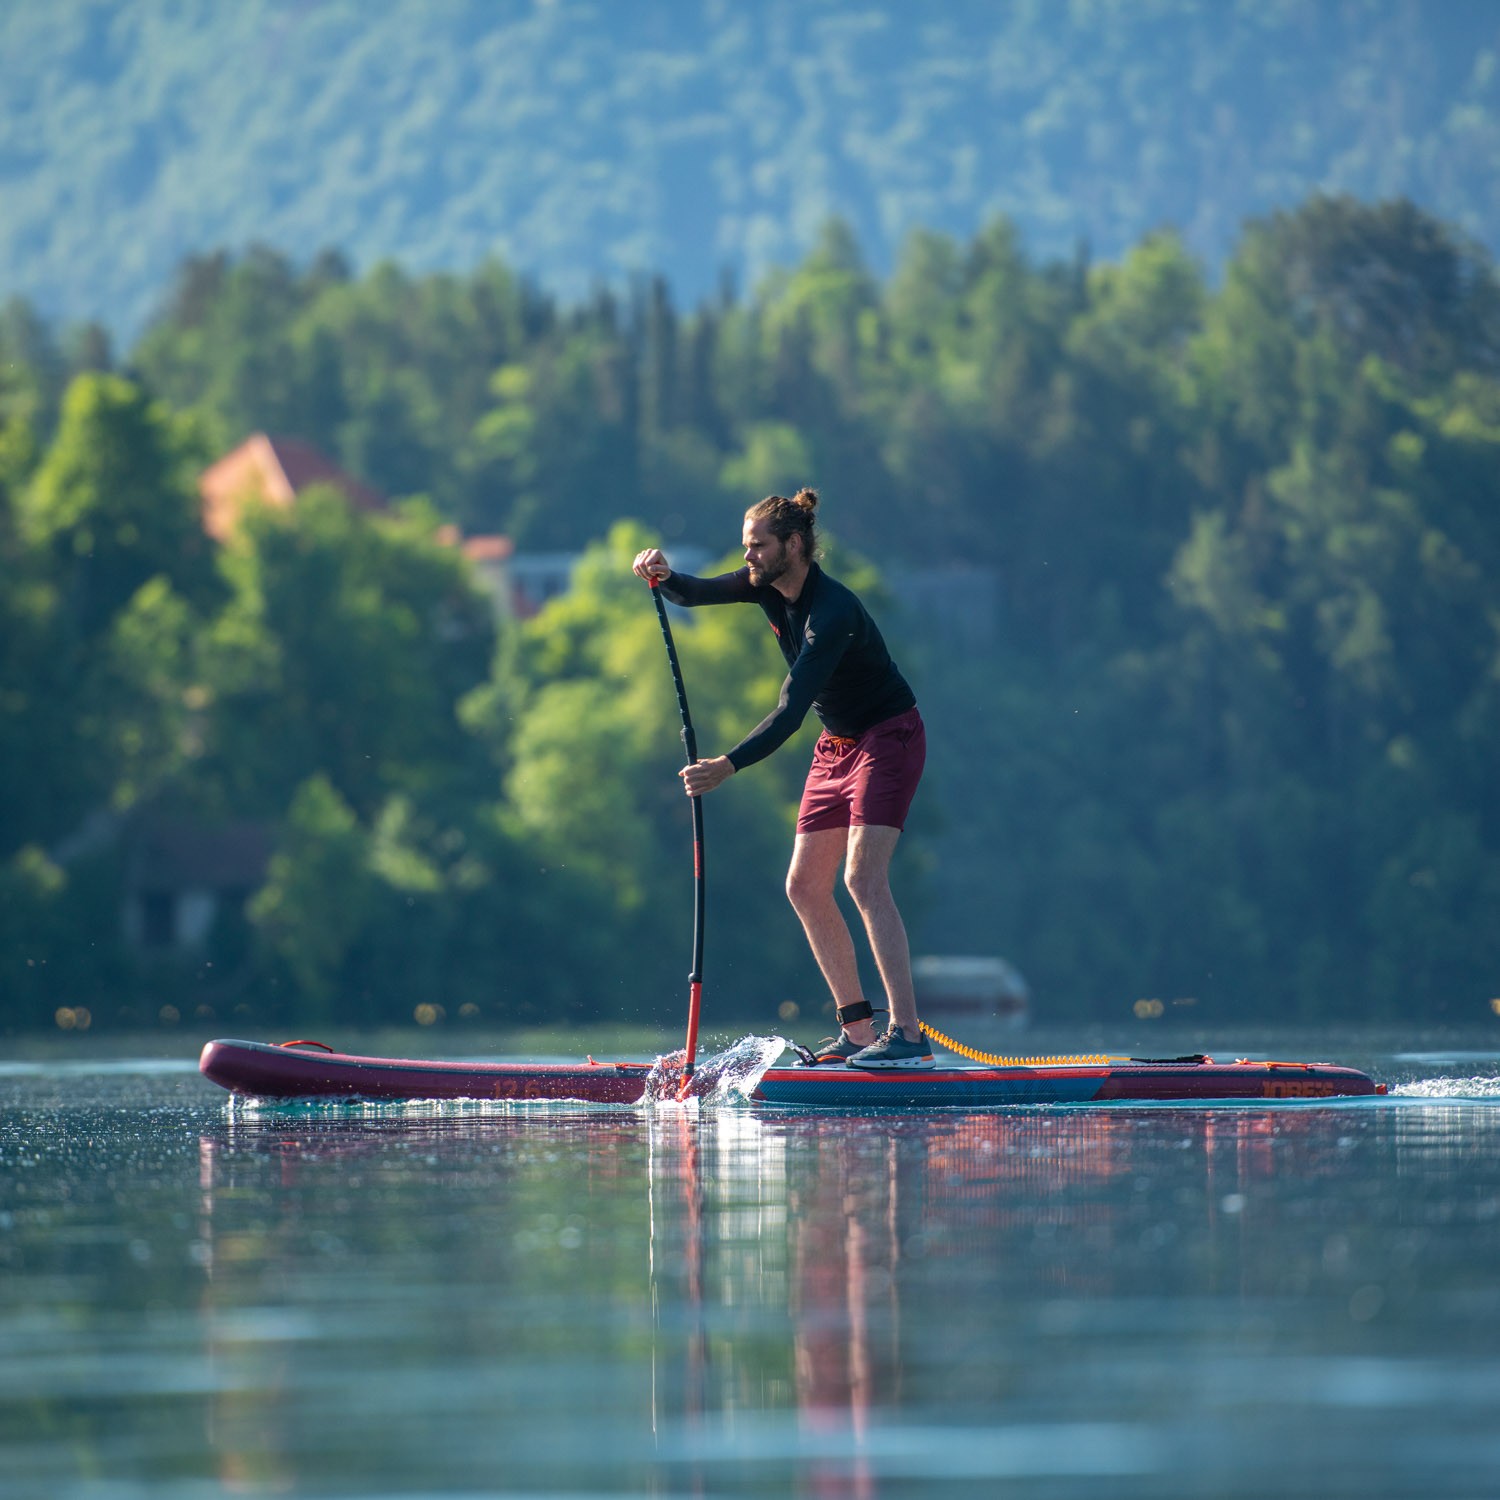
743, 517, 793, 586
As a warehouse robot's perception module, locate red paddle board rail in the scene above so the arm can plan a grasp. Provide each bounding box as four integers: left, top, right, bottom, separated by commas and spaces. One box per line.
199, 1038, 1385, 1108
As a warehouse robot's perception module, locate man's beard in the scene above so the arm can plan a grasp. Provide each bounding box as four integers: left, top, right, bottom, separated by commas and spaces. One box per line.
748, 542, 789, 587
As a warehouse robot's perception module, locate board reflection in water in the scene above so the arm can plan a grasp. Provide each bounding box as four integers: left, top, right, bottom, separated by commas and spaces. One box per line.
184, 1091, 1500, 1497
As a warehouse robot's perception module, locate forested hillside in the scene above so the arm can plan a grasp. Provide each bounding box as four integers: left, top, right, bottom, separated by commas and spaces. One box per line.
3, 0, 1499, 341
2, 193, 1497, 1032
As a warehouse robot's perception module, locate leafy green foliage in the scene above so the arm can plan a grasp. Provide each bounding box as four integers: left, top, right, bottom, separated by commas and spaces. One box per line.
2, 191, 1499, 1033
200, 488, 496, 820
5, 2, 1500, 346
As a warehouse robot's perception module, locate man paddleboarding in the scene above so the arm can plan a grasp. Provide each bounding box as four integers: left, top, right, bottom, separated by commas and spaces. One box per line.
632, 489, 932, 1069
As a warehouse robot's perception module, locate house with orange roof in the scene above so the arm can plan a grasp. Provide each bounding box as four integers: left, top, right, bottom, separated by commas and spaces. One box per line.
197, 432, 389, 541
198, 435, 528, 614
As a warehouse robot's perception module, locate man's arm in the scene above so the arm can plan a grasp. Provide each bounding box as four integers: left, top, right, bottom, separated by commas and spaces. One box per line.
631, 546, 752, 605
726, 616, 853, 771
658, 569, 754, 608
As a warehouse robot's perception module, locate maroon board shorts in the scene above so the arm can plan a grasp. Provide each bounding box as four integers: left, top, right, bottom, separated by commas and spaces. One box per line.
796, 706, 926, 834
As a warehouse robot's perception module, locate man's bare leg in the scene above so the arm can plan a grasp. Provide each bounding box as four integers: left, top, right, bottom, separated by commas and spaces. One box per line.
843, 824, 919, 1037
785, 828, 878, 1046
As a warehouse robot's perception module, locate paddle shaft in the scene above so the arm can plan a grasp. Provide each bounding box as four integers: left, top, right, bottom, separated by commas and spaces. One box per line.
649, 578, 705, 1081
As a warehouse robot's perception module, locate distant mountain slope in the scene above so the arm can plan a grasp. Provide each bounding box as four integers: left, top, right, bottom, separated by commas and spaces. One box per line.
3, 0, 1498, 340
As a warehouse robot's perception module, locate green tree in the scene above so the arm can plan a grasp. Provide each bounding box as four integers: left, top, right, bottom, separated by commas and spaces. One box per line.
21, 374, 214, 636
249, 774, 377, 1019
2, 376, 214, 852
200, 487, 495, 821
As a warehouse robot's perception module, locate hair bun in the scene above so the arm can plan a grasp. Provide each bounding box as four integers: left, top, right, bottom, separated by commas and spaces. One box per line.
747, 488, 820, 555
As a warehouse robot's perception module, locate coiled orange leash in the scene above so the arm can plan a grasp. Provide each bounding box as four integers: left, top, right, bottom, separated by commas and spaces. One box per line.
916, 1021, 1123, 1068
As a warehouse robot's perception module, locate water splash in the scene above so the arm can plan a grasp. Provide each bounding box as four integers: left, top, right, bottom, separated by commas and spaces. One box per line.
643, 1034, 789, 1107
1392, 1076, 1500, 1100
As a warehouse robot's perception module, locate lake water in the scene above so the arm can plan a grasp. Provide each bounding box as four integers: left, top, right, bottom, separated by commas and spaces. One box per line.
2, 1028, 1499, 1499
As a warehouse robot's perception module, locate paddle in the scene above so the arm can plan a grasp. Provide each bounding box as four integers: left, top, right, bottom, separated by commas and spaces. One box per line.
648, 577, 705, 1090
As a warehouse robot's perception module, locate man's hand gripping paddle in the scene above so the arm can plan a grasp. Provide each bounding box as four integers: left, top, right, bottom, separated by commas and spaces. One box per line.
648, 577, 705, 1099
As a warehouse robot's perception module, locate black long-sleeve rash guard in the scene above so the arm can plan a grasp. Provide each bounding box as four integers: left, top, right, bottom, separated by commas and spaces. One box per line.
658, 562, 916, 771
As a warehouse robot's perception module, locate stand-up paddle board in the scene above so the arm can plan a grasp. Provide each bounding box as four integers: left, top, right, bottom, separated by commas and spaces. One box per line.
199, 1037, 1384, 1106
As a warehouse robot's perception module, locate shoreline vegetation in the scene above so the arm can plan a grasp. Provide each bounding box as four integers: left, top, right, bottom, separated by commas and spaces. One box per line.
3, 194, 1499, 1034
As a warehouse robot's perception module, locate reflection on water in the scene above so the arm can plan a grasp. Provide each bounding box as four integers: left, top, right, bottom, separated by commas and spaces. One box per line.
2, 1048, 1499, 1497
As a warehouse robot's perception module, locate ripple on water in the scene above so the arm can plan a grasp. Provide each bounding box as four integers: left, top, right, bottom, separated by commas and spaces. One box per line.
1392, 1076, 1500, 1099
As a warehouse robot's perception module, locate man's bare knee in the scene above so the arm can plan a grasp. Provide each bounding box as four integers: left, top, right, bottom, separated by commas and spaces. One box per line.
787, 867, 832, 915
843, 862, 892, 914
